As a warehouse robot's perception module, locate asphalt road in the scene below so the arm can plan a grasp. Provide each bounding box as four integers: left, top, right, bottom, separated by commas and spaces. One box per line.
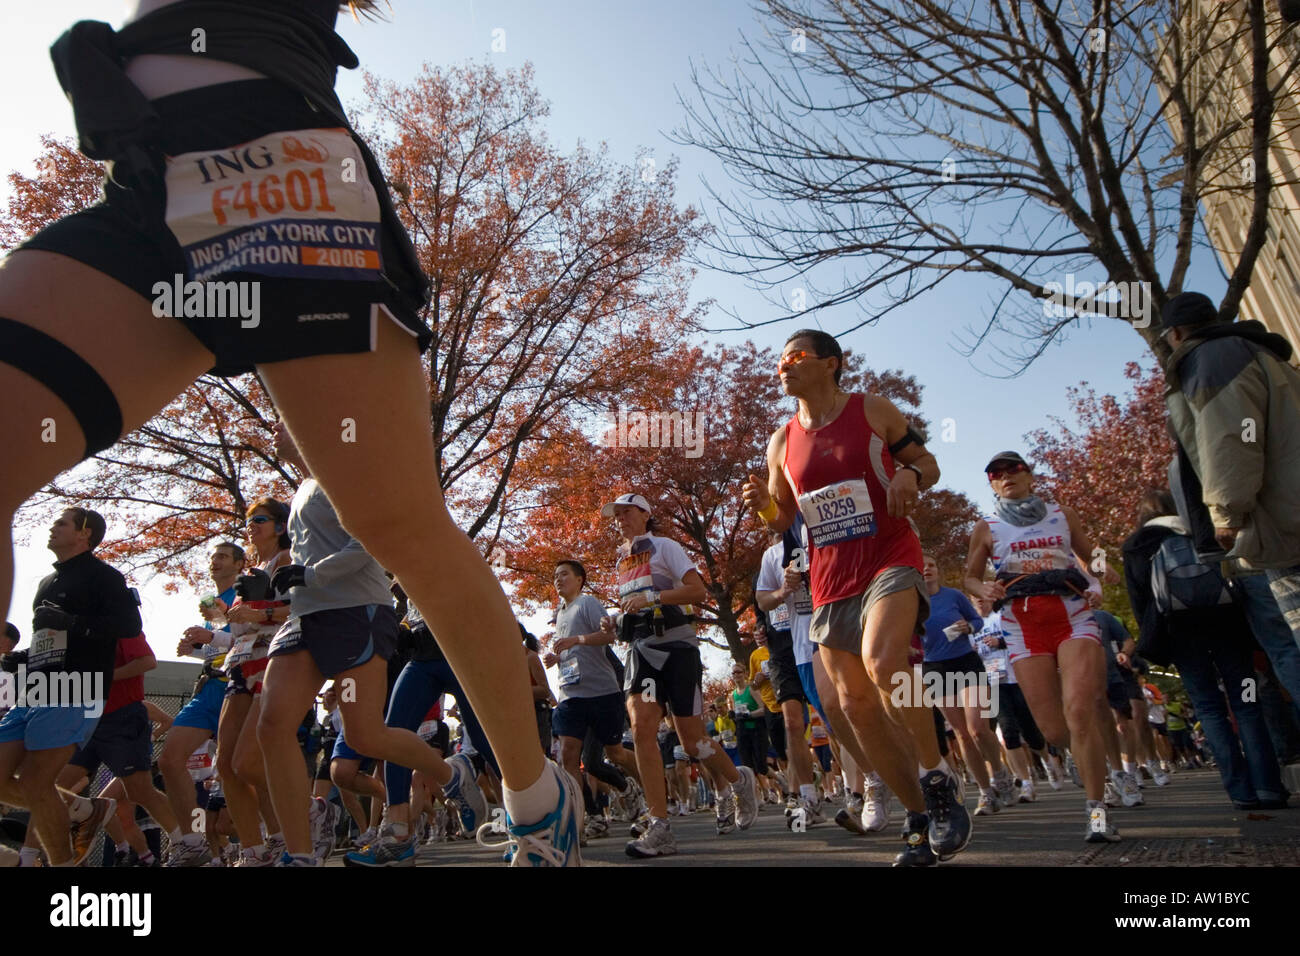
326, 765, 1300, 867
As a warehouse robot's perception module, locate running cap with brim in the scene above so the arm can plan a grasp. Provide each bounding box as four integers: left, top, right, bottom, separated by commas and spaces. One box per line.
601, 493, 653, 517
1159, 292, 1218, 330
984, 451, 1031, 473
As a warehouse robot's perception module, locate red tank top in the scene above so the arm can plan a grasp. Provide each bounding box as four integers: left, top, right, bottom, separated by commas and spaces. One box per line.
782, 394, 922, 606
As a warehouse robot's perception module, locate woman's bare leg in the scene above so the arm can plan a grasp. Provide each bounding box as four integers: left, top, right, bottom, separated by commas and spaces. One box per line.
255, 319, 545, 795
0, 251, 214, 625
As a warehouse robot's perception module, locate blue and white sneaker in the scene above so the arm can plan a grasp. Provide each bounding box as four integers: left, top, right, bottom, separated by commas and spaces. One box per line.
343, 825, 417, 867
443, 753, 487, 834
504, 761, 583, 867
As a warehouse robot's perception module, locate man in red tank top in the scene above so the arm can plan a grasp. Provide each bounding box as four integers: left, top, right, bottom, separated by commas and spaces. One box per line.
742, 330, 970, 866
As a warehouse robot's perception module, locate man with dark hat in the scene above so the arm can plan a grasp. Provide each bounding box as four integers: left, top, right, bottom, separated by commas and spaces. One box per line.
1161, 291, 1300, 697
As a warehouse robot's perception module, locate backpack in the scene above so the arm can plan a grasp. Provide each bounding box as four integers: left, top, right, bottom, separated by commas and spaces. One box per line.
1150, 533, 1236, 615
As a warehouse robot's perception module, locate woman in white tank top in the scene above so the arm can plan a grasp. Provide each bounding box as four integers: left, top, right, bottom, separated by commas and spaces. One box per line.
962, 452, 1119, 844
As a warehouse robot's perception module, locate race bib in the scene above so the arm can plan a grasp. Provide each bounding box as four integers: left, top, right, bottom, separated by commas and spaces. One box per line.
28, 628, 68, 670
225, 635, 259, 667
797, 480, 876, 547
164, 128, 383, 283
418, 719, 441, 741
760, 660, 771, 676
768, 602, 792, 629
558, 655, 581, 687
721, 730, 736, 746
984, 656, 1006, 683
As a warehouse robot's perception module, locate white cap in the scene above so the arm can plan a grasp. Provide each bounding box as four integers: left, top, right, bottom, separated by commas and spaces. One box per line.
600, 493, 653, 518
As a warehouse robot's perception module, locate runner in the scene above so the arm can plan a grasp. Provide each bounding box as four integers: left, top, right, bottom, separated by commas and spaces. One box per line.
754, 528, 825, 826
919, 554, 1019, 815
215, 497, 293, 866
543, 560, 641, 842
61, 632, 181, 866
1091, 597, 1144, 808
157, 541, 242, 865
743, 330, 969, 865
347, 597, 495, 866
746, 626, 792, 804
0, 508, 141, 866
730, 662, 772, 794
970, 594, 1049, 803
963, 451, 1119, 843
604, 493, 758, 858
0, 0, 575, 867
257, 420, 578, 866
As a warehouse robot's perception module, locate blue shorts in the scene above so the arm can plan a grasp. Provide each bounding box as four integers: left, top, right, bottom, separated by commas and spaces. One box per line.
331, 729, 374, 769
172, 675, 227, 733
0, 705, 101, 751
797, 662, 826, 724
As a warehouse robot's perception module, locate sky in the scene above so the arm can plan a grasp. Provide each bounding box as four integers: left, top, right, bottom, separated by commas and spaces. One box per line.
3, 1, 1222, 684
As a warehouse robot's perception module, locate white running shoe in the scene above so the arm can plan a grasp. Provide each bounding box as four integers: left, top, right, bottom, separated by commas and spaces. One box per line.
353, 826, 377, 850
994, 774, 1020, 808
1148, 763, 1171, 787
1045, 761, 1064, 791
625, 817, 677, 858
164, 834, 213, 868
1085, 805, 1121, 843
1119, 772, 1144, 807
1019, 777, 1037, 803
862, 776, 892, 832
734, 766, 760, 830
974, 789, 1001, 815
1103, 780, 1122, 808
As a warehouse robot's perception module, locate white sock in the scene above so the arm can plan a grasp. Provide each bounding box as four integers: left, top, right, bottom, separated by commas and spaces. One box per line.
1123, 760, 1137, 774
67, 795, 94, 823
799, 784, 818, 803
267, 831, 284, 844
920, 758, 951, 779
19, 847, 40, 866
116, 841, 131, 854
388, 821, 409, 839
503, 764, 561, 827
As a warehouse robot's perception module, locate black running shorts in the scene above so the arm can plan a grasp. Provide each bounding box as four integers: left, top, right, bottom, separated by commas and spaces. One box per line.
623, 643, 703, 718
18, 80, 430, 378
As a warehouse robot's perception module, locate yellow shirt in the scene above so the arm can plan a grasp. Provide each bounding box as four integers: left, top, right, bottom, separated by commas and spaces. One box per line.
748, 647, 780, 713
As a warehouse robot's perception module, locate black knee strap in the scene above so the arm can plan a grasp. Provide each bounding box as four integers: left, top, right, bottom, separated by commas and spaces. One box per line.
0, 317, 123, 458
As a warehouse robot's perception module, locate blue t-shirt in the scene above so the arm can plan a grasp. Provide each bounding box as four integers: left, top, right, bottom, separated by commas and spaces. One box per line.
921, 587, 984, 662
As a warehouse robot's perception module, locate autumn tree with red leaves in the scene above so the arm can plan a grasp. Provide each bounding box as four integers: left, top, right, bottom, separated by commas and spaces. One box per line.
1026, 363, 1172, 560
3, 64, 703, 587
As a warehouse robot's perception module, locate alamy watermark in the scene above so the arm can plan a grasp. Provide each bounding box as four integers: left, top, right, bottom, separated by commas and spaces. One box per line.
152, 274, 261, 328
0, 666, 104, 719
1042, 274, 1151, 329
889, 669, 997, 719
599, 407, 706, 459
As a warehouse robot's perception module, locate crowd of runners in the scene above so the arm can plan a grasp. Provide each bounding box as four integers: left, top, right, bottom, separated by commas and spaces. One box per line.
3, 1, 1300, 870
5, 322, 1296, 867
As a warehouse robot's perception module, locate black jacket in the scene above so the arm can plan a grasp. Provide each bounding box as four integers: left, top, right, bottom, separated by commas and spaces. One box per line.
32, 550, 142, 688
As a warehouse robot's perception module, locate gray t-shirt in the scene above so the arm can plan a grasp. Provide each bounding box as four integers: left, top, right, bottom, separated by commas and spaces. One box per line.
285, 478, 392, 618
554, 593, 619, 701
